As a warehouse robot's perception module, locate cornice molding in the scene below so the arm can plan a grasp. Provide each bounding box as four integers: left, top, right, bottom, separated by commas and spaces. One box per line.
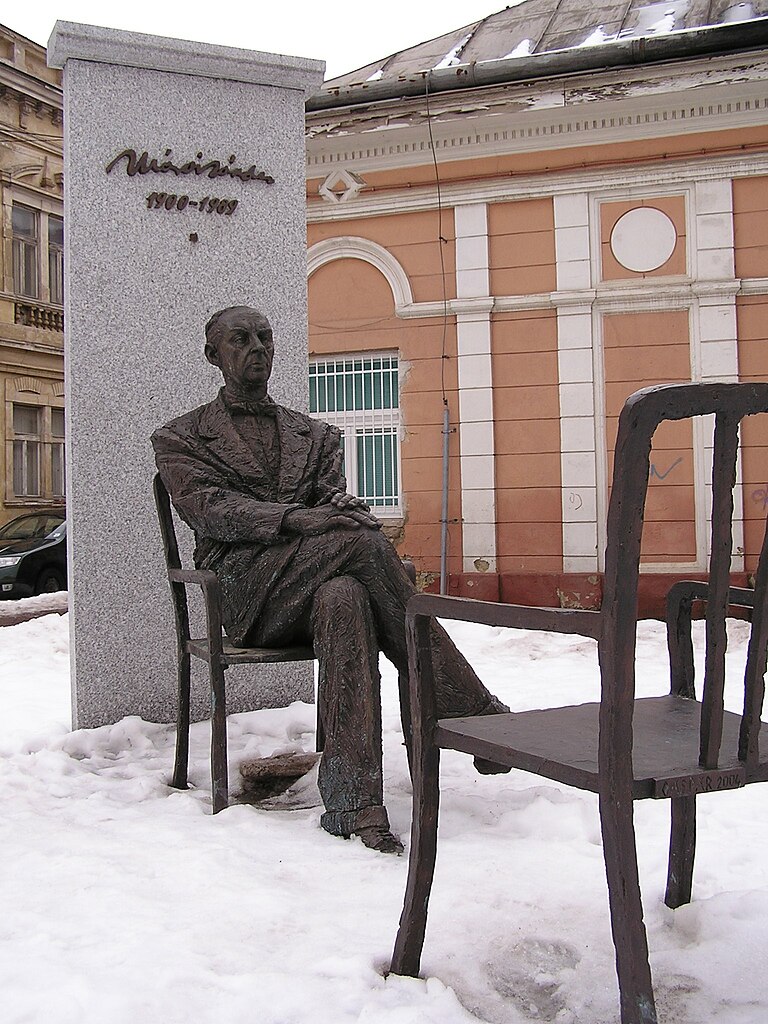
740, 277, 768, 295
386, 279, 767, 320
306, 56, 768, 177
307, 151, 768, 223
489, 293, 555, 312
0, 68, 63, 119
48, 21, 324, 95
454, 297, 495, 318
0, 336, 63, 357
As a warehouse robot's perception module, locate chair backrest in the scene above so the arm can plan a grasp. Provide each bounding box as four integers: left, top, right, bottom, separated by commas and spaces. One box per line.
153, 472, 193, 643
153, 472, 183, 573
599, 382, 768, 773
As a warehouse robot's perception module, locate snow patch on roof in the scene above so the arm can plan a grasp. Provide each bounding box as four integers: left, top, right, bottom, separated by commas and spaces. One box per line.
630, 3, 679, 34
504, 38, 534, 59
433, 31, 475, 70
722, 2, 756, 21
581, 26, 614, 46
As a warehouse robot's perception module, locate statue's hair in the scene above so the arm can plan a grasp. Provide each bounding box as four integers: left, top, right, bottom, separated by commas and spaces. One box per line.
204, 306, 270, 352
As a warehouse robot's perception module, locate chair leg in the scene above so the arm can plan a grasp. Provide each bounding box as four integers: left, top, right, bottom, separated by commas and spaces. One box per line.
315, 708, 325, 753
171, 650, 191, 790
397, 668, 414, 779
599, 793, 658, 1024
390, 741, 440, 977
665, 795, 696, 909
209, 657, 228, 814
316, 673, 325, 753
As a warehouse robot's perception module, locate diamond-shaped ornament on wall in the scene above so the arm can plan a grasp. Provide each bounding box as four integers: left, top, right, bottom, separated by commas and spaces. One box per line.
319, 169, 366, 204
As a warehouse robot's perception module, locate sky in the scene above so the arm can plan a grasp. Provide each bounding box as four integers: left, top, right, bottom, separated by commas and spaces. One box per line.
4, 1, 511, 80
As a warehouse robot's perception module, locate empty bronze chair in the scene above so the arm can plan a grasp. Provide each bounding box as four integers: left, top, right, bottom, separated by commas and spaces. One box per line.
390, 382, 768, 1024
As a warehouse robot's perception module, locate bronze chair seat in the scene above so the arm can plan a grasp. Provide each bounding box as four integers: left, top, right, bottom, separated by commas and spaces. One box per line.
185, 637, 314, 666
438, 695, 768, 798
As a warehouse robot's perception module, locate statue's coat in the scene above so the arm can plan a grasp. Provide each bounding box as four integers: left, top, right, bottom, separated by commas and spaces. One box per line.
151, 390, 345, 644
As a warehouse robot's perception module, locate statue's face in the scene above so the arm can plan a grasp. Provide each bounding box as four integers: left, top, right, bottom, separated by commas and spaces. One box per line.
205, 308, 274, 390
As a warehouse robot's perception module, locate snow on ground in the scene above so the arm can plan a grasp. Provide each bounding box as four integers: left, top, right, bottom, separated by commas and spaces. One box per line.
1, 611, 766, 1023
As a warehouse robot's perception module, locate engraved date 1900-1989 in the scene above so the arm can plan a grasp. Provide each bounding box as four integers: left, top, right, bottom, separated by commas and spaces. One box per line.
146, 192, 238, 215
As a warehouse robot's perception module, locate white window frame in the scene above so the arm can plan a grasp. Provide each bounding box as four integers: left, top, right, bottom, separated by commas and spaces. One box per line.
309, 352, 402, 517
50, 406, 65, 498
5, 378, 66, 508
48, 214, 64, 307
12, 403, 42, 497
6, 193, 64, 308
12, 203, 40, 299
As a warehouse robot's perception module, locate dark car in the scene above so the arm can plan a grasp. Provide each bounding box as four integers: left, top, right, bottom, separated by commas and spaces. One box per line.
0, 511, 67, 599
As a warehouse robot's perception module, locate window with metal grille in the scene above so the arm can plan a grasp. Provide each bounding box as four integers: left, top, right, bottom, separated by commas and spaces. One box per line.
12, 404, 41, 496
12, 204, 39, 299
48, 216, 64, 306
309, 354, 401, 514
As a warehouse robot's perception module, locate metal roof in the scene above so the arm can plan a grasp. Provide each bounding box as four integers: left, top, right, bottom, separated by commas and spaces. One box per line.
322, 0, 768, 90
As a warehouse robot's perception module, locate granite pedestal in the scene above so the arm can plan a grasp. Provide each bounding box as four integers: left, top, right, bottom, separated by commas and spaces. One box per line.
48, 22, 324, 728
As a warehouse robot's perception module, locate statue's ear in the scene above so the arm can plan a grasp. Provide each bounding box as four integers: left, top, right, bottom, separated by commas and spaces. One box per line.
204, 343, 219, 368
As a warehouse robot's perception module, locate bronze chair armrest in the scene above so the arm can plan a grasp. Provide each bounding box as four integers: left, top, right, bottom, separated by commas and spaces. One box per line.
407, 592, 601, 639
167, 567, 225, 658
168, 567, 218, 585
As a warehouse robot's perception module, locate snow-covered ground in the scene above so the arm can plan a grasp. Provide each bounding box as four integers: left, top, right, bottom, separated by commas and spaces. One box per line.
1, 611, 766, 1023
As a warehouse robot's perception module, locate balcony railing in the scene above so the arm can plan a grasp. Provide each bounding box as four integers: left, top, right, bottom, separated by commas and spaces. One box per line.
14, 302, 64, 333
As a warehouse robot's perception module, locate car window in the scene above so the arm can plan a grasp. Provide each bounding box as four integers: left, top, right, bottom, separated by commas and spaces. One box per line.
42, 516, 65, 536
0, 514, 65, 541
0, 516, 43, 540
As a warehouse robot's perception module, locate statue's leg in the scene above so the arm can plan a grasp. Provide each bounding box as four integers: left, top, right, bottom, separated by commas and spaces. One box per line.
311, 575, 403, 854
325, 529, 508, 719
326, 530, 510, 776
240, 527, 507, 768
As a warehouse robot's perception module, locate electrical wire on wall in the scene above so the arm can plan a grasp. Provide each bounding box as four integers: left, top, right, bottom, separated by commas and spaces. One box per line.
424, 70, 453, 595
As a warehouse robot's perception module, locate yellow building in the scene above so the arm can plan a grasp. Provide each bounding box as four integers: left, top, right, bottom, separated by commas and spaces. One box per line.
0, 24, 64, 527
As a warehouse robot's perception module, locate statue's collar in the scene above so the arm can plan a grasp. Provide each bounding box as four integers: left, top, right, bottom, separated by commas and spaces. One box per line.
220, 388, 278, 418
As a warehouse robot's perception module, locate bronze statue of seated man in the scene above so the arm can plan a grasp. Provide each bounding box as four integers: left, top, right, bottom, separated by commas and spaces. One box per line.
152, 306, 508, 853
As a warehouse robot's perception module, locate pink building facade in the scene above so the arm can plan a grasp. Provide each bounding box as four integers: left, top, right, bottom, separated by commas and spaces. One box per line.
306, 10, 768, 612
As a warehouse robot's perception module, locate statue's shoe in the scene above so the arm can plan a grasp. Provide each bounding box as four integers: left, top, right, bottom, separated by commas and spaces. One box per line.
473, 756, 512, 775
355, 824, 404, 855
471, 699, 513, 774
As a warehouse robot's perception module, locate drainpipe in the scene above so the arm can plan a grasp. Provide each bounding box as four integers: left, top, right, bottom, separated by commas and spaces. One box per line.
440, 403, 450, 595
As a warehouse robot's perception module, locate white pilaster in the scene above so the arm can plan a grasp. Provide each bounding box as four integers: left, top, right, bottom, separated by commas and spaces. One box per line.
693, 178, 743, 568
554, 194, 598, 571
454, 203, 497, 572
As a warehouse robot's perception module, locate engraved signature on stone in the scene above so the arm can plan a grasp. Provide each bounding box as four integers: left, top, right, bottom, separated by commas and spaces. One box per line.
105, 148, 275, 184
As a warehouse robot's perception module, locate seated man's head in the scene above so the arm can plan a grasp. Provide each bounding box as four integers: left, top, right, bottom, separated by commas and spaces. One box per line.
205, 306, 274, 396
